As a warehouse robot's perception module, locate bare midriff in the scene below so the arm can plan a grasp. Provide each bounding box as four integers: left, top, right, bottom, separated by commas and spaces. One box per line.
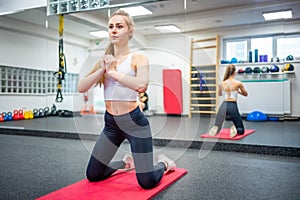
224, 98, 237, 102
105, 101, 138, 115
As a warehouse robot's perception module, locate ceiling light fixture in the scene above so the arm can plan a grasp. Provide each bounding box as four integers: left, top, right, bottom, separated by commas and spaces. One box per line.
89, 30, 108, 38
262, 9, 293, 21
155, 24, 181, 33
121, 6, 152, 17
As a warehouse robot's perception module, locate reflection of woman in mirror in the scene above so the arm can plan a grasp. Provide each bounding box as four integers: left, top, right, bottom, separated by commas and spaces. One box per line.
138, 92, 148, 111
77, 9, 176, 189
208, 64, 248, 138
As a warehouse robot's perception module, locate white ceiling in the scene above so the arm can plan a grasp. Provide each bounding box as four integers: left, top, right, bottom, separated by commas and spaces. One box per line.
1, 0, 300, 41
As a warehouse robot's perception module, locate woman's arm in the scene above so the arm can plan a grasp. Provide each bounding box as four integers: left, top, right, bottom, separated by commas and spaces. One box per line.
218, 83, 223, 96
238, 82, 248, 97
106, 53, 149, 93
77, 60, 105, 93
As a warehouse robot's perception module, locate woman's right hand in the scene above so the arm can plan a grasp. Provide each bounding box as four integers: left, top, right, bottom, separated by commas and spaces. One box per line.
101, 55, 117, 74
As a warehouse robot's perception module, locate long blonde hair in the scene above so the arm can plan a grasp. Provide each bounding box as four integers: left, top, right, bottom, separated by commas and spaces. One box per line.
89, 9, 134, 86
223, 64, 236, 81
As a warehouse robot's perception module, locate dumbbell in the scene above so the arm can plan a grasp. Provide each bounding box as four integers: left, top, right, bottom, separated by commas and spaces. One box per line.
50, 104, 58, 116
33, 109, 39, 118
24, 111, 30, 120
13, 110, 20, 120
0, 113, 4, 122
18, 110, 25, 120
25, 110, 34, 119
44, 107, 50, 117
5, 112, 13, 121
39, 108, 45, 118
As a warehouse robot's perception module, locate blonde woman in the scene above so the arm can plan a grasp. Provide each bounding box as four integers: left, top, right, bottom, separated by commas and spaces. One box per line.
208, 64, 248, 138
78, 9, 175, 189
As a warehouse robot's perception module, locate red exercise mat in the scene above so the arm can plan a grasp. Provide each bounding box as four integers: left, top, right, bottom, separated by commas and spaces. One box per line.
36, 168, 187, 200
201, 128, 255, 140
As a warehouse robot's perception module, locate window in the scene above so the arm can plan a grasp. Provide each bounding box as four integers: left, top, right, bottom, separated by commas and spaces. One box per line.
277, 36, 300, 60
225, 40, 247, 62
223, 34, 300, 63
251, 37, 273, 62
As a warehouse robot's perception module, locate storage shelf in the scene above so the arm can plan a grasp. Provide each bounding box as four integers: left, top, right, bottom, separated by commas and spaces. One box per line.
220, 60, 300, 67
0, 65, 79, 95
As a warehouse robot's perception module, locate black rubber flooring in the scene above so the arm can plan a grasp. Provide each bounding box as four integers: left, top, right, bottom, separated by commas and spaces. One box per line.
1, 134, 300, 200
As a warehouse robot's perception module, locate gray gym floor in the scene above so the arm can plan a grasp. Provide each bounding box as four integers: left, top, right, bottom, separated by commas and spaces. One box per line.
0, 134, 300, 200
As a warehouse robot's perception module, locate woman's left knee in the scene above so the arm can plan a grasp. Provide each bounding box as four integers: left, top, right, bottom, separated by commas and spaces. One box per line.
137, 173, 159, 189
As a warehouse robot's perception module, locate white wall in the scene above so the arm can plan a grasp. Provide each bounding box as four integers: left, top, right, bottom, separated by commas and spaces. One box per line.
143, 34, 190, 115
0, 21, 89, 113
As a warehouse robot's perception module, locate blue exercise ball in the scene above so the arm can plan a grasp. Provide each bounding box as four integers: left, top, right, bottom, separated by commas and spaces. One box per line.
270, 65, 279, 73
230, 57, 238, 63
247, 111, 267, 121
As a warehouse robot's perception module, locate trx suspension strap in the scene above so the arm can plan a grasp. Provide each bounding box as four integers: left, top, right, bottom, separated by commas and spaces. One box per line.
54, 14, 67, 102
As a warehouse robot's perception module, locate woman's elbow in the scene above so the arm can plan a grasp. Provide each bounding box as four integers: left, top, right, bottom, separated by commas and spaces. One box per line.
136, 83, 148, 93
77, 85, 87, 93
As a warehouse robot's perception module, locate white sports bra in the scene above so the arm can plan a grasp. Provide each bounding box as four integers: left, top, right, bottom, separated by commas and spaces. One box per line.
103, 53, 138, 101
223, 80, 238, 100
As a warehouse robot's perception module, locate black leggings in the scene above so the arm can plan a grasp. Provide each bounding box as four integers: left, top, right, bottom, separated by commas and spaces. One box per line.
214, 101, 245, 134
86, 107, 165, 189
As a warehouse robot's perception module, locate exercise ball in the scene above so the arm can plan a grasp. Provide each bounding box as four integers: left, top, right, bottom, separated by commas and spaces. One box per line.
270, 65, 279, 73
286, 55, 294, 61
245, 67, 253, 74
247, 111, 267, 121
253, 67, 261, 73
261, 66, 270, 73
238, 69, 245, 74
230, 57, 238, 63
284, 63, 294, 71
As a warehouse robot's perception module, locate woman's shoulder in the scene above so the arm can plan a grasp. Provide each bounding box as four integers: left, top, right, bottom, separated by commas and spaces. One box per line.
132, 52, 149, 66
132, 52, 147, 59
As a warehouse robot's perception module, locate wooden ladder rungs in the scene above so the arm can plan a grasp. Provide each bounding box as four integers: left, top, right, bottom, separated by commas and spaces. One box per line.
191, 110, 217, 114
191, 104, 216, 107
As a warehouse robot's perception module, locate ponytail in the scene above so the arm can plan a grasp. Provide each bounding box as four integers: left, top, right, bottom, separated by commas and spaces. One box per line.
223, 64, 236, 81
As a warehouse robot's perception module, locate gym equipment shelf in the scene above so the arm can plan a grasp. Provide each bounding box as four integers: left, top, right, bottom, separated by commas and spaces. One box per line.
47, 0, 166, 16
0, 65, 78, 95
189, 36, 220, 117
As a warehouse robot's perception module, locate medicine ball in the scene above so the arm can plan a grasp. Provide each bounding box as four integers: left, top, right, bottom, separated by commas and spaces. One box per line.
261, 66, 270, 73
270, 65, 280, 73
284, 63, 294, 71
238, 69, 245, 74
253, 67, 261, 73
230, 57, 238, 63
245, 67, 253, 74
286, 55, 294, 61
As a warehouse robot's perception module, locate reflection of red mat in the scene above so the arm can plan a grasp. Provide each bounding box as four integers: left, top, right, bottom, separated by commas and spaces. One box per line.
201, 128, 255, 140
36, 168, 187, 200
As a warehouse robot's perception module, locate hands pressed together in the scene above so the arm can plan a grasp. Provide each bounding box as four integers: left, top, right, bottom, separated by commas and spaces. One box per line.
100, 55, 117, 75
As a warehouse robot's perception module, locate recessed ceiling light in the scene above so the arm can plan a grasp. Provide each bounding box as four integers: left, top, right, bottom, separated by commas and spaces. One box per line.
155, 24, 181, 33
263, 10, 292, 20
89, 30, 108, 38
121, 6, 152, 17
